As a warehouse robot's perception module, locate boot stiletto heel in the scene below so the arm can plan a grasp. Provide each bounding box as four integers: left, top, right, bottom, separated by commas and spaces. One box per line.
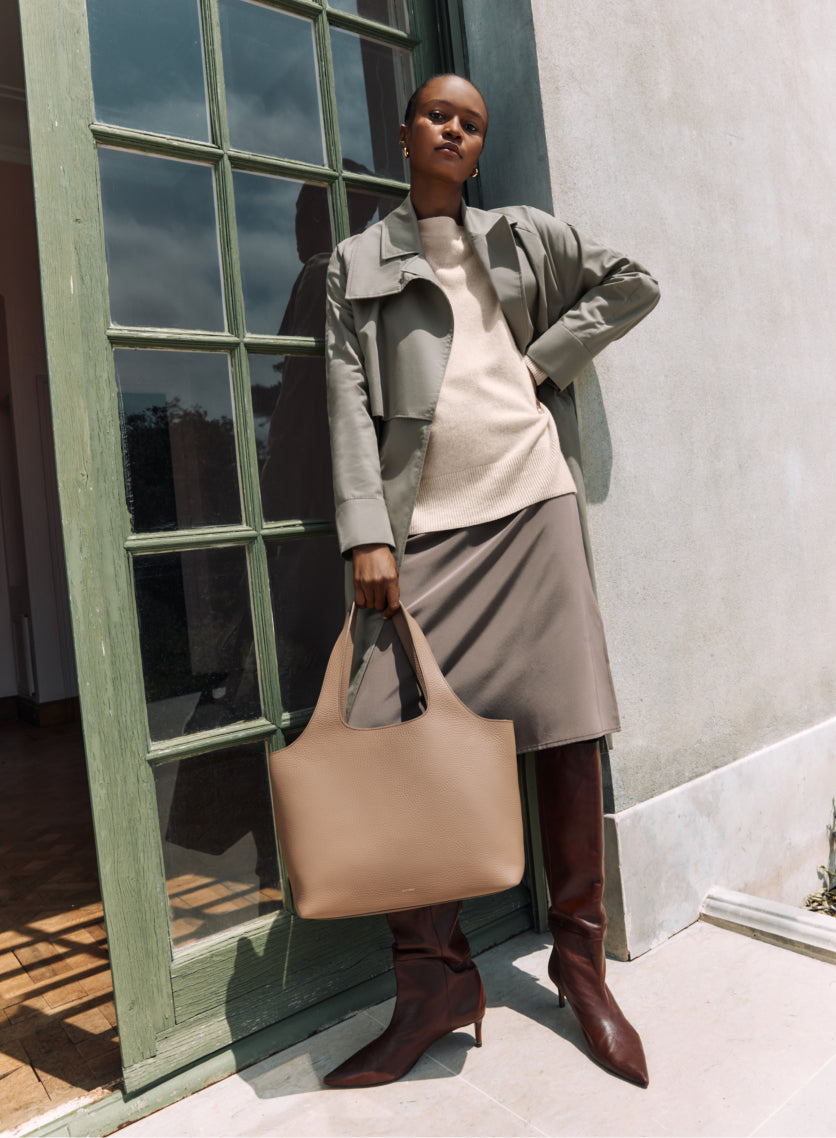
538, 742, 650, 1088
323, 902, 486, 1088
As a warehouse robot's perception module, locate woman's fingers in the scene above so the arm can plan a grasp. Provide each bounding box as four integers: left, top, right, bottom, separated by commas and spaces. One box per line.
381, 578, 401, 620
352, 544, 399, 616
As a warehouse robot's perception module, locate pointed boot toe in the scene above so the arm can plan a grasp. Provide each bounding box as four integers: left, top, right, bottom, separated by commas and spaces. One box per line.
323, 1044, 403, 1088
322, 904, 486, 1090
549, 940, 650, 1088
579, 1019, 649, 1087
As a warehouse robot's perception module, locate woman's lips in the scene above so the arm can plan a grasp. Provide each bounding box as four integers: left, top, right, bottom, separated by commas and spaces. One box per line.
436, 144, 462, 157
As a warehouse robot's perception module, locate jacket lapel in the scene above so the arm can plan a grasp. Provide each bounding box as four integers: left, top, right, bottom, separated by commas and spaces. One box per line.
345, 195, 438, 299
463, 202, 534, 350
345, 195, 534, 350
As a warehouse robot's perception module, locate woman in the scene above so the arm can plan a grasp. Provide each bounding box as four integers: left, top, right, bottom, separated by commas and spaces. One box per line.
323, 73, 660, 1089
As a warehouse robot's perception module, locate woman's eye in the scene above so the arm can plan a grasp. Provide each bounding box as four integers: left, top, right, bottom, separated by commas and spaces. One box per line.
428, 110, 444, 121
464, 123, 478, 133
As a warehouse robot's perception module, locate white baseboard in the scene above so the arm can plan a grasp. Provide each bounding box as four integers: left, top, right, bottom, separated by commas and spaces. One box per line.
700, 886, 836, 965
603, 716, 836, 959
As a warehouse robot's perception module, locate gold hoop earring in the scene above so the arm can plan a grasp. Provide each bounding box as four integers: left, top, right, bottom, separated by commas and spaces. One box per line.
402, 146, 409, 159
470, 166, 479, 179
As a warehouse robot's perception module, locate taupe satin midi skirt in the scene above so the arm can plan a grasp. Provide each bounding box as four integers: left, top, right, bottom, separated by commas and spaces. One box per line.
348, 493, 620, 751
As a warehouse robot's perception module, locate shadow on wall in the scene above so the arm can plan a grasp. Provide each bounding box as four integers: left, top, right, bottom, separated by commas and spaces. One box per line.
574, 364, 613, 506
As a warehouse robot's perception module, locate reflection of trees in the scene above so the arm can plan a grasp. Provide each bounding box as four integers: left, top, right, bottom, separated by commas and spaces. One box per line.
121, 398, 237, 532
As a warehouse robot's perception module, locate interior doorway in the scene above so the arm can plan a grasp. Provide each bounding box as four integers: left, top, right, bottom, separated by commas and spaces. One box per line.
0, 719, 120, 1132
0, 1, 120, 1129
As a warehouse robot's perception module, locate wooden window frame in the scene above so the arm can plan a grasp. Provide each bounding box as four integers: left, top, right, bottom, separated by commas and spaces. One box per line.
19, 0, 533, 1092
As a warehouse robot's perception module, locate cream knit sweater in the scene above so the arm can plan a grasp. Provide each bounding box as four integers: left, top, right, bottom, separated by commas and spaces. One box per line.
409, 216, 575, 535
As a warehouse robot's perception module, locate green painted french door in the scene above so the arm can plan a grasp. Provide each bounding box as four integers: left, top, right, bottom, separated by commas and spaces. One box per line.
19, 0, 535, 1092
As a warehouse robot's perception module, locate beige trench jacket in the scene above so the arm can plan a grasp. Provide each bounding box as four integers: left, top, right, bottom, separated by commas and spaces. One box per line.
325, 195, 660, 691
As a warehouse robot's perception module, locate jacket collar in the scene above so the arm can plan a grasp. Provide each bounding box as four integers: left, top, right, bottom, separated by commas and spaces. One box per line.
345, 194, 533, 347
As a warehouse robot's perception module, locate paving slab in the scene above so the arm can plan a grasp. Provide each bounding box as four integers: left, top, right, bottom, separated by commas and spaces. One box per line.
117, 920, 836, 1138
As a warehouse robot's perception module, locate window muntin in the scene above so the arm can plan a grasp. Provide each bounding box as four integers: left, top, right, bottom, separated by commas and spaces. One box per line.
233, 173, 332, 336
330, 27, 412, 180
328, 0, 409, 33
115, 349, 241, 533
154, 741, 283, 948
218, 0, 325, 165
98, 148, 226, 331
134, 547, 262, 742
87, 0, 211, 142
86, 0, 419, 947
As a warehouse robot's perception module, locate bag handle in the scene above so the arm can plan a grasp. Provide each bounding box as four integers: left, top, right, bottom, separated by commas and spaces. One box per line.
337, 604, 439, 725
296, 604, 449, 730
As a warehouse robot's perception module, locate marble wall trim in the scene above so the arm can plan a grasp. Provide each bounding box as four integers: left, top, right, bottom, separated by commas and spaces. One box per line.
603, 715, 836, 960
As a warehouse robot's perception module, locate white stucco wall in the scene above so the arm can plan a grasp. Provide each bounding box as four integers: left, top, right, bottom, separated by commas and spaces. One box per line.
528, 0, 836, 811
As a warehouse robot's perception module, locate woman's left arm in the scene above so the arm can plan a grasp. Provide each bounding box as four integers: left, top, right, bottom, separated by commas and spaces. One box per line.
522, 208, 660, 391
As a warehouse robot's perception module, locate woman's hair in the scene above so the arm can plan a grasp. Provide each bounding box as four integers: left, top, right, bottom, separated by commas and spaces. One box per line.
402, 73, 487, 129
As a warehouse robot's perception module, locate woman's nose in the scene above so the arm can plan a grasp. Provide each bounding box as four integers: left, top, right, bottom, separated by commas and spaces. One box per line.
444, 119, 462, 139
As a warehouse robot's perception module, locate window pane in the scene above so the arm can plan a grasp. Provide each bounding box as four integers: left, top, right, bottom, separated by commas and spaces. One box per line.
347, 187, 403, 235
219, 0, 325, 165
99, 149, 225, 330
268, 535, 344, 713
134, 547, 261, 741
328, 0, 409, 33
115, 350, 240, 533
233, 173, 331, 336
330, 28, 412, 180
155, 742, 282, 948
88, 0, 210, 141
251, 353, 333, 523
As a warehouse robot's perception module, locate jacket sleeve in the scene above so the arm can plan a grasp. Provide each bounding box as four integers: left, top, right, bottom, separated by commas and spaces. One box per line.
522, 208, 661, 391
325, 245, 396, 557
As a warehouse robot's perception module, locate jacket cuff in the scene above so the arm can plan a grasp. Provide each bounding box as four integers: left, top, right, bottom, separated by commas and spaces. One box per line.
526, 323, 594, 391
335, 497, 396, 558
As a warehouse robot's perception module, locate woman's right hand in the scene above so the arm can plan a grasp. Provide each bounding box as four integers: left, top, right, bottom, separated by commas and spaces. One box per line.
352, 544, 400, 619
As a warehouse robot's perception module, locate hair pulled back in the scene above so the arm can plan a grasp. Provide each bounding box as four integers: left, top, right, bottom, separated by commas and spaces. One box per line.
402, 73, 487, 130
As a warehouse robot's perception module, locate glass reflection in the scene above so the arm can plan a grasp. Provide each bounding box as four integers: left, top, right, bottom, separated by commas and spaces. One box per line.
88, 0, 210, 141
134, 547, 260, 741
330, 28, 412, 180
219, 0, 324, 165
99, 148, 225, 330
155, 742, 282, 947
251, 353, 335, 523
115, 349, 240, 533
268, 535, 345, 713
347, 187, 403, 235
233, 174, 331, 335
328, 0, 409, 32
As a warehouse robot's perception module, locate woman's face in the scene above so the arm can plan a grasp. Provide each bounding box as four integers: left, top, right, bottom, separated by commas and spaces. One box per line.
400, 76, 487, 188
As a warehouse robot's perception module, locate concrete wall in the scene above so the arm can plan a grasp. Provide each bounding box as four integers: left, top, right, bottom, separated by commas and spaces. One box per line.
527, 0, 836, 809
465, 0, 836, 953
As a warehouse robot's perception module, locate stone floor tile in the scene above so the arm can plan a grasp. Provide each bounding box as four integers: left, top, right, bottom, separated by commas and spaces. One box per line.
448, 924, 836, 1138
751, 1052, 836, 1137
121, 1012, 541, 1138
118, 923, 836, 1138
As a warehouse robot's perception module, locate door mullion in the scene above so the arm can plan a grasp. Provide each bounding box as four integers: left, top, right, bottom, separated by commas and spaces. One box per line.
18, 0, 176, 1070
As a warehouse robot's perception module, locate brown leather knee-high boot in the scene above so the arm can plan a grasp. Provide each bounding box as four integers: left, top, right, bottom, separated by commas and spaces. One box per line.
537, 741, 649, 1087
323, 901, 485, 1088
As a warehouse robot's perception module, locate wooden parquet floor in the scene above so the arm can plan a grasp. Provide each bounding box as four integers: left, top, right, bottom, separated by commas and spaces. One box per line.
0, 719, 121, 1132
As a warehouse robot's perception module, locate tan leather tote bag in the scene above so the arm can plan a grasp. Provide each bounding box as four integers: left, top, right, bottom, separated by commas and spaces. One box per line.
268, 605, 524, 919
